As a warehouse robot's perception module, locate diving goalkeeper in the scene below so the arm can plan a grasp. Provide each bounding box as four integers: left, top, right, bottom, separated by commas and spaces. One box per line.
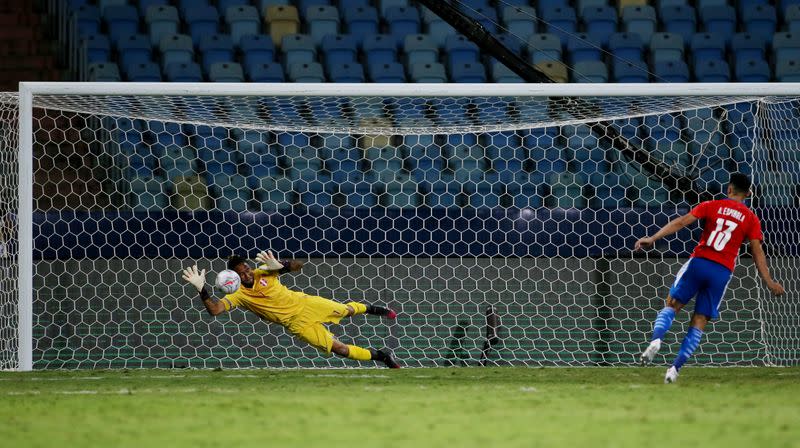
182, 250, 401, 368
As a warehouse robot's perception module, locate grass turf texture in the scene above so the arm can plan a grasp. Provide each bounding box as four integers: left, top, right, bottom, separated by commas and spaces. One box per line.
1, 367, 798, 448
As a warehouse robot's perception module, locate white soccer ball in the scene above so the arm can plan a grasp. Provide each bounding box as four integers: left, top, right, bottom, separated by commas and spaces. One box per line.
215, 269, 241, 294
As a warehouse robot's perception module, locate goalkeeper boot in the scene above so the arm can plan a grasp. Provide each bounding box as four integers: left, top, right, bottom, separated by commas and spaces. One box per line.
664, 366, 679, 384
371, 349, 401, 369
640, 339, 662, 366
366, 305, 397, 320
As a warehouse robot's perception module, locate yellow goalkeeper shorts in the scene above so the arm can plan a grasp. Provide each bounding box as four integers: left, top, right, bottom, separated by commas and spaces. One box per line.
287, 295, 350, 354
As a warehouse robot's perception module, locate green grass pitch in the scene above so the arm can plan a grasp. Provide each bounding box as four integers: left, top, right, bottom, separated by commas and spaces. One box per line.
1, 367, 798, 448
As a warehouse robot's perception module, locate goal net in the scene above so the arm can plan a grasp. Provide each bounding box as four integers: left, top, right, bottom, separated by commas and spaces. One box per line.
2, 83, 798, 370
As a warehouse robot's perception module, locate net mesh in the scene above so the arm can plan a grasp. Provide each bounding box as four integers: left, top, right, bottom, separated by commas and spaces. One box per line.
0, 93, 19, 370
3, 91, 799, 369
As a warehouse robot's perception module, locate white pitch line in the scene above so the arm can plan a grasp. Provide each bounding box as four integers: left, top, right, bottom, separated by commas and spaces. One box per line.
305, 374, 390, 378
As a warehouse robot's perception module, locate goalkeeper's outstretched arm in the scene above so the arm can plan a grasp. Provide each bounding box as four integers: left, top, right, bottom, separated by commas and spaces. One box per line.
182, 265, 226, 316
255, 250, 304, 274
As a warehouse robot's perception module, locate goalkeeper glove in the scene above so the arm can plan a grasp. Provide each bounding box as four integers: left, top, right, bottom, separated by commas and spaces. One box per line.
255, 250, 284, 271
181, 265, 207, 293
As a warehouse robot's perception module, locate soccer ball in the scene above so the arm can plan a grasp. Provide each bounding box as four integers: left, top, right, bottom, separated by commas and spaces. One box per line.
215, 269, 241, 294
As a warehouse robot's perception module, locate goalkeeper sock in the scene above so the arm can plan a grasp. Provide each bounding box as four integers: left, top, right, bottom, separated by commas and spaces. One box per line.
346, 345, 372, 361
365, 305, 397, 319
673, 326, 703, 370
651, 307, 676, 341
346, 302, 367, 315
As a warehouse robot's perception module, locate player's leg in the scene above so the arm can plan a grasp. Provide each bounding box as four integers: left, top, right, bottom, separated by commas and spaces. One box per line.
330, 339, 401, 368
641, 260, 697, 365
344, 302, 397, 319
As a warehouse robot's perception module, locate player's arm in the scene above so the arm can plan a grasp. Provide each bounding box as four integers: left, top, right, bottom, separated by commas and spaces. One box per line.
181, 265, 227, 316
635, 212, 698, 250
749, 239, 785, 296
255, 250, 304, 274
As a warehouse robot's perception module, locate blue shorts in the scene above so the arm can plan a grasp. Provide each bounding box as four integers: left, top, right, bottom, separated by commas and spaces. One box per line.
669, 257, 732, 319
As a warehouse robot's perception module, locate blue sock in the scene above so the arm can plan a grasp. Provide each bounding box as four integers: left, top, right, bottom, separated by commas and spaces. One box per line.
651, 307, 676, 341
673, 327, 704, 370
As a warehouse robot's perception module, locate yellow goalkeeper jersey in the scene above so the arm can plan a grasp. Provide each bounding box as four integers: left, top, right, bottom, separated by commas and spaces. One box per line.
220, 268, 307, 326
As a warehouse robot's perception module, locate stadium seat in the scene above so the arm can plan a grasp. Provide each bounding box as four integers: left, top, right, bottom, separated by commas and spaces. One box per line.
534, 61, 568, 82
781, 0, 800, 14
566, 33, 602, 64
137, 0, 168, 18
776, 58, 800, 81
617, 0, 648, 13
622, 5, 657, 43
699, 5, 736, 44
321, 34, 357, 65
177, 0, 210, 17
582, 5, 617, 48
690, 33, 726, 67
281, 34, 317, 68
367, 62, 406, 82
288, 62, 326, 82
404, 34, 439, 66
240, 34, 275, 72
742, 4, 776, 45
145, 5, 179, 47
445, 35, 480, 72
386, 6, 420, 47
247, 62, 285, 81
209, 62, 244, 82
694, 59, 731, 82
342, 6, 378, 47
528, 33, 562, 64
409, 62, 447, 83
653, 60, 690, 82
462, 6, 499, 34
649, 33, 684, 63
576, 0, 607, 12
125, 62, 162, 81
306, 5, 339, 46
501, 6, 538, 42
450, 62, 486, 83
735, 59, 771, 81
160, 34, 194, 68
612, 60, 649, 82
786, 5, 800, 33
492, 62, 524, 82
165, 62, 204, 82
608, 32, 645, 62
103, 5, 139, 44
378, 0, 409, 18
226, 5, 261, 46
659, 5, 697, 44
571, 60, 608, 82
731, 33, 766, 68
328, 62, 365, 82
82, 33, 110, 68
773, 32, 800, 62
265, 5, 300, 47
116, 34, 151, 72
421, 6, 456, 48
199, 34, 235, 73
539, 4, 577, 44
87, 62, 121, 81
72, 5, 101, 42
363, 34, 397, 65
184, 6, 220, 44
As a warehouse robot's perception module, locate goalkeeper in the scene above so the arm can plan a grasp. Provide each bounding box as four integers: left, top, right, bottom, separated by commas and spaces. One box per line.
182, 251, 400, 368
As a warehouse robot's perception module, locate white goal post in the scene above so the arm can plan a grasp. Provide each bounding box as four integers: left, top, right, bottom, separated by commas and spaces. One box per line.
4, 82, 799, 371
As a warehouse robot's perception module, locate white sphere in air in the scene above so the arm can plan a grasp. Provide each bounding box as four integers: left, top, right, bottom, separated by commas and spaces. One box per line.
215, 269, 241, 294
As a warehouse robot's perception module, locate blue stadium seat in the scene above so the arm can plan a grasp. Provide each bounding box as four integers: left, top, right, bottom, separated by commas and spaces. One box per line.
699, 5, 736, 44
409, 62, 447, 83
528, 33, 562, 64
786, 5, 800, 33
659, 5, 697, 44
225, 5, 261, 46
445, 35, 480, 71
240, 34, 275, 72
82, 33, 110, 66
288, 62, 326, 82
773, 32, 800, 62
690, 33, 725, 67
404, 34, 438, 66
612, 60, 649, 82
321, 34, 357, 65
328, 62, 365, 82
137, 0, 168, 17
653, 59, 690, 82
145, 5, 179, 47
117, 34, 151, 71
178, 0, 210, 17
209, 62, 244, 82
281, 34, 317, 67
165, 62, 204, 82
576, 0, 608, 13
421, 6, 456, 48
386, 6, 420, 47
88, 62, 121, 81
199, 34, 235, 73
160, 34, 194, 68
104, 5, 139, 44
72, 5, 101, 42
742, 4, 776, 45
539, 4, 577, 44
492, 62, 524, 82
342, 6, 378, 47
248, 62, 285, 81
125, 61, 162, 81
450, 62, 486, 83
306, 5, 340, 46
694, 59, 731, 82
582, 5, 617, 48
337, 0, 368, 11
378, 0, 409, 18
462, 6, 499, 34
572, 60, 608, 82
781, 0, 800, 14
367, 62, 406, 82
622, 5, 657, 43
649, 32, 684, 63
566, 33, 602, 64
731, 33, 766, 67
608, 32, 644, 62
735, 58, 771, 81
363, 34, 396, 65
501, 6, 538, 42
184, 5, 219, 44
776, 58, 800, 81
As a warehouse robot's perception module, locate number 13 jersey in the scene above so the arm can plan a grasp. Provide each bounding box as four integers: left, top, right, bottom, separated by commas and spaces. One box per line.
690, 199, 763, 271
